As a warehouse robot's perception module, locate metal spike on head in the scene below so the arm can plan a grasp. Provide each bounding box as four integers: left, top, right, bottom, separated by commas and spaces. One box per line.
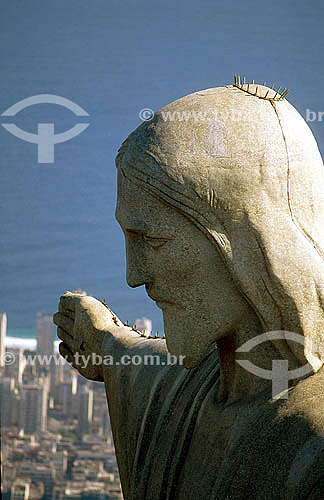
102, 299, 114, 315
274, 86, 282, 99
233, 74, 290, 101
112, 316, 119, 326
281, 88, 290, 99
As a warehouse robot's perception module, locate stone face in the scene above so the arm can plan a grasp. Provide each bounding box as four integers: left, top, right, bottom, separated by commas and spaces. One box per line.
54, 84, 324, 499
115, 169, 255, 371
116, 84, 324, 372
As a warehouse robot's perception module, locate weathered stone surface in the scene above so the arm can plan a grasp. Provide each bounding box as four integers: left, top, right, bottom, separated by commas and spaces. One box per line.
54, 84, 324, 499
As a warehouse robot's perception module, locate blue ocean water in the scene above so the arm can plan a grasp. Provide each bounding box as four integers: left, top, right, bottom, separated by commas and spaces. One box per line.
1, 0, 323, 337
7, 328, 35, 338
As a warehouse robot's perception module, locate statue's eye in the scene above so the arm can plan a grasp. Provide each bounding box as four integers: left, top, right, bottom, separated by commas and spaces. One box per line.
143, 235, 169, 249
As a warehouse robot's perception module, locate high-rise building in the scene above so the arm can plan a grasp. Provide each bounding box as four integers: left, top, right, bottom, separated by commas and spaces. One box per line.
5, 347, 26, 384
0, 377, 15, 427
36, 312, 56, 357
57, 382, 72, 416
56, 372, 78, 416
77, 385, 93, 436
53, 450, 68, 476
19, 382, 48, 434
0, 312, 7, 368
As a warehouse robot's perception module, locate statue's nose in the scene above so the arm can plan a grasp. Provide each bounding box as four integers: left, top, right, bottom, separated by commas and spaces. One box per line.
125, 237, 152, 288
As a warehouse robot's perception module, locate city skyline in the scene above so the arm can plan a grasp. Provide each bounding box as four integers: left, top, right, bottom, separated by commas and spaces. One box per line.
1, 309, 123, 499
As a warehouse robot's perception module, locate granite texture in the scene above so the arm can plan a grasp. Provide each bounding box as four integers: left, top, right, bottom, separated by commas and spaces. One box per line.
54, 84, 324, 499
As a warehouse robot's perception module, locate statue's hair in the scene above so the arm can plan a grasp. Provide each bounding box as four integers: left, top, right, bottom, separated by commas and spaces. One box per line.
116, 86, 324, 372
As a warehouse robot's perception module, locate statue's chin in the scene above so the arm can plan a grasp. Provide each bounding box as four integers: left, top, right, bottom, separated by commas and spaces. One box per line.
163, 315, 210, 369
166, 340, 208, 369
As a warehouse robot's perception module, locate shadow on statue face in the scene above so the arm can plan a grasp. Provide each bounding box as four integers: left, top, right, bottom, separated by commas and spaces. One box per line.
115, 169, 254, 368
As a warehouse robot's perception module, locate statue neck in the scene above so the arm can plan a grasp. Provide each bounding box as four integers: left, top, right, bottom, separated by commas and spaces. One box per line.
215, 313, 302, 405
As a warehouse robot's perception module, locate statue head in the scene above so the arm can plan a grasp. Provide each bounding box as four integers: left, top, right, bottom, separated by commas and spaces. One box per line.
115, 84, 324, 373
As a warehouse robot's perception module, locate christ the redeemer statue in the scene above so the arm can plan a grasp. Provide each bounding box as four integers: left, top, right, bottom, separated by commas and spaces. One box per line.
54, 80, 324, 500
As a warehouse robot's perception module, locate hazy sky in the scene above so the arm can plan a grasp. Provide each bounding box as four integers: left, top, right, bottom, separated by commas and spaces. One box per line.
1, 0, 323, 331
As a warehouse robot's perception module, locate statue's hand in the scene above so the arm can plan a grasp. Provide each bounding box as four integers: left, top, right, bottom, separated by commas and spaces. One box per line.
53, 291, 121, 381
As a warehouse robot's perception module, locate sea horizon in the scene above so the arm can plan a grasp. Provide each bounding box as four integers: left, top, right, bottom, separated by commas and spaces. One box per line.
7, 327, 37, 339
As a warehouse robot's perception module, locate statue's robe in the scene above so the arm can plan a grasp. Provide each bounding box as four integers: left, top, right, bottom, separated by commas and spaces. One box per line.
102, 333, 324, 500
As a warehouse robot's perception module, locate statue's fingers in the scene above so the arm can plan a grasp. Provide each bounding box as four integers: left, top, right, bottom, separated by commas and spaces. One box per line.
59, 292, 76, 314
57, 327, 74, 347
59, 342, 74, 364
53, 312, 74, 334
59, 308, 74, 320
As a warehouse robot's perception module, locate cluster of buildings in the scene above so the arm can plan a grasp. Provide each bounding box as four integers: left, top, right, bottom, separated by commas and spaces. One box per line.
1, 312, 123, 500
